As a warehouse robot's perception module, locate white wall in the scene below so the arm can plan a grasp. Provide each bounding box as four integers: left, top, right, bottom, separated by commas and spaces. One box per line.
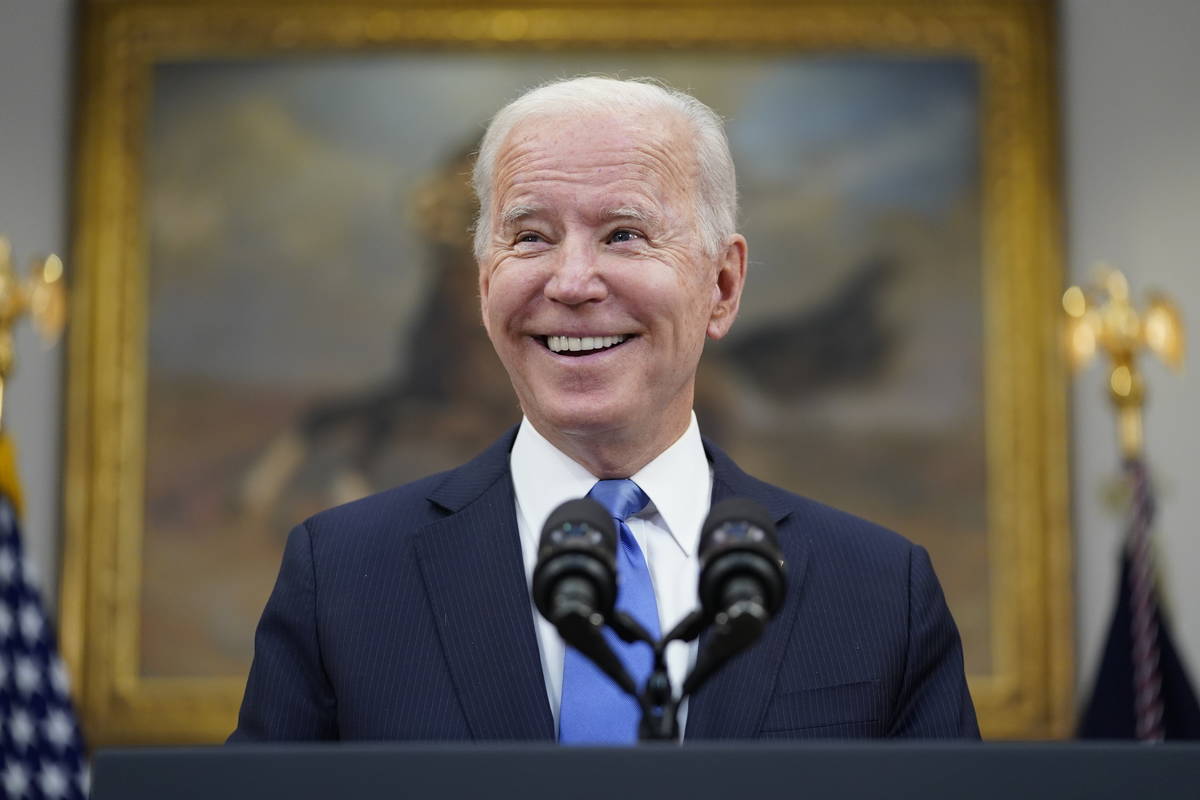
1063, 0, 1200, 696
0, 0, 72, 603
1, 0, 1198, 719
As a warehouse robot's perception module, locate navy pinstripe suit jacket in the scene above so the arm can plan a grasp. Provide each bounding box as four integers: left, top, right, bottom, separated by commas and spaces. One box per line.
230, 429, 979, 741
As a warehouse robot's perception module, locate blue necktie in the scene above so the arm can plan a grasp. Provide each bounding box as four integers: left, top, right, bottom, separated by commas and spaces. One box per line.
558, 479, 660, 744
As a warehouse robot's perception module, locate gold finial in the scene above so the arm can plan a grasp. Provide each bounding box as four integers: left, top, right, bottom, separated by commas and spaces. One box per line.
0, 235, 69, 431
1063, 264, 1185, 458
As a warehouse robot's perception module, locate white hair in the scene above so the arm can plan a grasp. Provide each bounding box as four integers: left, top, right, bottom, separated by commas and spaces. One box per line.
471, 76, 738, 260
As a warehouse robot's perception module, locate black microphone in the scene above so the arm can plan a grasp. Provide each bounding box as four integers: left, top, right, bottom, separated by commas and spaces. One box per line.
683, 497, 785, 695
532, 498, 637, 696
532, 498, 618, 627
697, 497, 785, 624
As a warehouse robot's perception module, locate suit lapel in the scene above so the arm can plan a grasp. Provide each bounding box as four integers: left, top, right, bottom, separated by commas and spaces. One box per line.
414, 431, 555, 740
684, 440, 811, 739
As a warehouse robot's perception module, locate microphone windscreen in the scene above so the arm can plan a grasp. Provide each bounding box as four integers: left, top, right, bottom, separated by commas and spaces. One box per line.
699, 497, 778, 555
533, 497, 619, 624
540, 497, 617, 550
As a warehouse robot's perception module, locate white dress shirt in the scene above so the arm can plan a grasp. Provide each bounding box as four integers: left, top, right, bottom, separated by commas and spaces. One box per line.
510, 413, 713, 736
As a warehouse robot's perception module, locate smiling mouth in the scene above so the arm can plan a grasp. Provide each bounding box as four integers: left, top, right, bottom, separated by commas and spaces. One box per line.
539, 334, 633, 356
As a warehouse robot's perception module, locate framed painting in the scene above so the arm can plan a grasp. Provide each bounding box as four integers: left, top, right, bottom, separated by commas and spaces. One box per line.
63, 0, 1070, 743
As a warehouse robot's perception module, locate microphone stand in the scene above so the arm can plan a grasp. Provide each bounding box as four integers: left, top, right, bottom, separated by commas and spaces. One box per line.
606, 603, 766, 742
543, 497, 784, 742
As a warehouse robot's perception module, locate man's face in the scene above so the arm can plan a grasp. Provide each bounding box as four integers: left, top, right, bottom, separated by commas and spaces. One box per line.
478, 110, 746, 450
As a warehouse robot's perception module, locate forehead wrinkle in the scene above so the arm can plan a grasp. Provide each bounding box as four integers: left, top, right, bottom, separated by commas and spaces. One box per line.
491, 115, 700, 229
629, 134, 697, 199
499, 119, 693, 183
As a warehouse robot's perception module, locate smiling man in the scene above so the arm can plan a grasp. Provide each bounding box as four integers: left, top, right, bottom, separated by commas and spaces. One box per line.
477, 88, 745, 480
231, 77, 979, 743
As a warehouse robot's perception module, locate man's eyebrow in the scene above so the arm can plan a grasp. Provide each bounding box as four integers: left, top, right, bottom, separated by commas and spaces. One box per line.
602, 206, 660, 225
499, 205, 543, 228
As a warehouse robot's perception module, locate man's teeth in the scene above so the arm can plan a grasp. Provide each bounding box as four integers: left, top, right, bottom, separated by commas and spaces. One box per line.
546, 334, 628, 353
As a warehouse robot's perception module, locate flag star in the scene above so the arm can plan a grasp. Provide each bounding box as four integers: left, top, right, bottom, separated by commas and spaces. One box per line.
9, 707, 36, 748
0, 501, 12, 532
50, 658, 71, 696
43, 709, 76, 750
0, 605, 11, 638
0, 547, 15, 584
78, 764, 91, 796
18, 603, 43, 642
39, 763, 70, 799
2, 761, 29, 796
0, 655, 8, 687
15, 656, 41, 695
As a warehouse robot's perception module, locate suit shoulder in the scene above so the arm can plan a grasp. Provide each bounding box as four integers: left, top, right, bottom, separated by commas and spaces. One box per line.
299, 469, 454, 543
298, 426, 517, 544
747, 475, 917, 560
707, 439, 915, 561
799, 493, 912, 553
751, 484, 922, 599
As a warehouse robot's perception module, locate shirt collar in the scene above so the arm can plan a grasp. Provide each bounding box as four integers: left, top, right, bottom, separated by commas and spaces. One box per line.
510, 414, 711, 559
510, 418, 598, 551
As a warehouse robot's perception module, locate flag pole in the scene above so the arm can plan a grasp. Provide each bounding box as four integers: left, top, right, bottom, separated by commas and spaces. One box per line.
1066, 266, 1191, 741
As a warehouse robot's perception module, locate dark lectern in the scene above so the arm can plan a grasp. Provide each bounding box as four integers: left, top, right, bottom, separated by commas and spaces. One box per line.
93, 742, 1200, 800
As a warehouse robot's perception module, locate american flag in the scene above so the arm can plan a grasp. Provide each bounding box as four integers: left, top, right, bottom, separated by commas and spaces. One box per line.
1078, 458, 1200, 739
0, 497, 88, 798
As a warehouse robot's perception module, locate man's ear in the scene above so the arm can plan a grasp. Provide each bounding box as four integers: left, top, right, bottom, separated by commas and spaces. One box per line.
707, 234, 748, 341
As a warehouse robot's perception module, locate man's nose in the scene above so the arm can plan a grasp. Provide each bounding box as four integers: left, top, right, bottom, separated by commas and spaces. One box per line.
543, 240, 608, 306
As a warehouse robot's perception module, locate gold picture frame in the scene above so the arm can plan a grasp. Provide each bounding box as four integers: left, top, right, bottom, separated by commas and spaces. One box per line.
63, 0, 1070, 743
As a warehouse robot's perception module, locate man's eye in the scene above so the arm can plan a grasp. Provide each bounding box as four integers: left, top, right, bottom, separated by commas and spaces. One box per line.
609, 229, 642, 244
516, 232, 543, 244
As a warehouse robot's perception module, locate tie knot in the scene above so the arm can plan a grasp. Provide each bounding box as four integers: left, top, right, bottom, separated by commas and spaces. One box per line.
587, 479, 649, 522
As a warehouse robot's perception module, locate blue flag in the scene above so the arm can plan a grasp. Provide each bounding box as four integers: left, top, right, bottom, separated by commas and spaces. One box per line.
1079, 551, 1200, 739
1079, 458, 1200, 740
0, 441, 89, 798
